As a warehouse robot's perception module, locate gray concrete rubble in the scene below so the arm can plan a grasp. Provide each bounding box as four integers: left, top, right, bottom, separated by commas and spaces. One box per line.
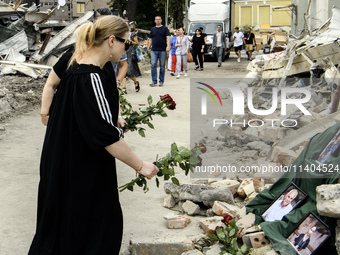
316, 184, 340, 218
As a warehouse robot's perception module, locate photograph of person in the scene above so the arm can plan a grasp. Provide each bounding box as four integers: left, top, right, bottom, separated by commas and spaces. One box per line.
316, 128, 340, 164
261, 183, 307, 222
287, 212, 331, 255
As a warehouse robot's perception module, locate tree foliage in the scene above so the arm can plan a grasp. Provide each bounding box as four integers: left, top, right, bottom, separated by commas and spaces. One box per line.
108, 0, 185, 29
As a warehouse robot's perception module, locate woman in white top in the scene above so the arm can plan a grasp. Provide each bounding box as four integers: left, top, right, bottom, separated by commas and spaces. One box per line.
175, 27, 190, 78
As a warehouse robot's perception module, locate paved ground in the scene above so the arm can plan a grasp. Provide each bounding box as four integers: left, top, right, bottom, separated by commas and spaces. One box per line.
0, 53, 250, 255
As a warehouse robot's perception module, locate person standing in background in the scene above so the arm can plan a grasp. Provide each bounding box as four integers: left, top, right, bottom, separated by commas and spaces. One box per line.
233, 27, 244, 63
167, 29, 175, 71
175, 27, 190, 78
212, 25, 226, 67
190, 28, 205, 71
126, 26, 141, 92
147, 16, 170, 87
244, 27, 256, 61
199, 26, 207, 62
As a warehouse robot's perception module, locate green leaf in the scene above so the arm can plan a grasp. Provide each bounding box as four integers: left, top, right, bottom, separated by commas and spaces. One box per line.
164, 174, 170, 181
130, 112, 139, 120
147, 122, 154, 129
127, 185, 133, 191
156, 177, 159, 188
216, 227, 225, 240
232, 237, 238, 249
174, 154, 183, 163
229, 219, 236, 228
138, 129, 145, 137
171, 177, 180, 186
236, 252, 242, 255
178, 146, 191, 158
207, 233, 219, 241
147, 95, 153, 105
229, 228, 235, 237
171, 143, 178, 154
160, 110, 168, 117
241, 243, 247, 254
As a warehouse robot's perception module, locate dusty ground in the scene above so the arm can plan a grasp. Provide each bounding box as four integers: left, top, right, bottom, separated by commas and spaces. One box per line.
0, 53, 250, 255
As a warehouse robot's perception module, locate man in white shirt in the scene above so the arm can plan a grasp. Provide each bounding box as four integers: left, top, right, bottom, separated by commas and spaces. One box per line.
262, 189, 298, 222
233, 27, 244, 62
212, 25, 226, 67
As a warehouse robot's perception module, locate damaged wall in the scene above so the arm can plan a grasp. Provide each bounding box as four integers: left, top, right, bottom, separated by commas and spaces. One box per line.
292, 0, 340, 35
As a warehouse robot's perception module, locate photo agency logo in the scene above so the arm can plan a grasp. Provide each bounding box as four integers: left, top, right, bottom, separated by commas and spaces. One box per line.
196, 82, 312, 128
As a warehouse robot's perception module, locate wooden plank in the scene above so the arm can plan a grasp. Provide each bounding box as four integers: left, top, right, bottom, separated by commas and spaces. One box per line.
30, 11, 93, 63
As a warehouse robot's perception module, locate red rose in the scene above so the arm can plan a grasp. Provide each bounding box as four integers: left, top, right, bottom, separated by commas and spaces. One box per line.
222, 215, 233, 224
167, 100, 176, 110
160, 94, 173, 103
199, 143, 207, 153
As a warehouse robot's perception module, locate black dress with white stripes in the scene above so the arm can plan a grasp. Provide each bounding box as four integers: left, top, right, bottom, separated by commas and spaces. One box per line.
28, 62, 123, 255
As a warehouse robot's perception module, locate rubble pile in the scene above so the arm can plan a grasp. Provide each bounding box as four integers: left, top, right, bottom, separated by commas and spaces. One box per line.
0, 75, 45, 123
155, 6, 340, 255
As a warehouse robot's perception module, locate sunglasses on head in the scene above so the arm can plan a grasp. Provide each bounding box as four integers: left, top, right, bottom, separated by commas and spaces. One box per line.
104, 35, 131, 51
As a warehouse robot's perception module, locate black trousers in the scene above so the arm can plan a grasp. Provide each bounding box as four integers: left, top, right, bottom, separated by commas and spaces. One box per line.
192, 50, 203, 68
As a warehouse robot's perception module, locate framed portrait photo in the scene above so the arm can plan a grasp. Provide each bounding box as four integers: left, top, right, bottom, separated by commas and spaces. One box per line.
287, 212, 331, 255
316, 127, 340, 165
261, 182, 308, 222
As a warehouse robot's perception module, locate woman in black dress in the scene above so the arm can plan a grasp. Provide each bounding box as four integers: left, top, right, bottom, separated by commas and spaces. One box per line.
191, 28, 205, 71
29, 15, 158, 255
126, 26, 141, 92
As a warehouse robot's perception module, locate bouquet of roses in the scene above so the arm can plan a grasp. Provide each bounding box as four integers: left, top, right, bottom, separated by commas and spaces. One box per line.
118, 142, 207, 192
119, 91, 176, 137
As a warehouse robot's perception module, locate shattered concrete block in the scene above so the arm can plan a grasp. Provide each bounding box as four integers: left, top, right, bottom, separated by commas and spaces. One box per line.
200, 187, 234, 207
242, 150, 259, 158
237, 179, 253, 197
199, 216, 224, 235
245, 127, 259, 137
182, 201, 200, 216
237, 178, 263, 197
235, 206, 246, 221
271, 146, 297, 166
167, 215, 191, 229
163, 194, 177, 208
247, 141, 271, 157
316, 184, 340, 218
248, 231, 270, 248
212, 201, 239, 217
248, 192, 258, 201
205, 243, 223, 255
181, 250, 203, 255
210, 179, 240, 196
130, 236, 194, 255
164, 183, 214, 202
163, 213, 178, 220
248, 243, 279, 255
236, 213, 256, 236
206, 209, 215, 217
243, 183, 255, 197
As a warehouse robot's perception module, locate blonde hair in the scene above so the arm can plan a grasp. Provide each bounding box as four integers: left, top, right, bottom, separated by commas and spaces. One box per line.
68, 15, 129, 68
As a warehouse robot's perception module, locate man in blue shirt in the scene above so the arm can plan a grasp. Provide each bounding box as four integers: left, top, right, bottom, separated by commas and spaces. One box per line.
147, 16, 170, 87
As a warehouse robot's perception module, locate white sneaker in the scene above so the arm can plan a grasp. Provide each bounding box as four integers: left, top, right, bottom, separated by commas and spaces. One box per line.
184, 73, 188, 77
176, 74, 180, 79
237, 58, 241, 63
